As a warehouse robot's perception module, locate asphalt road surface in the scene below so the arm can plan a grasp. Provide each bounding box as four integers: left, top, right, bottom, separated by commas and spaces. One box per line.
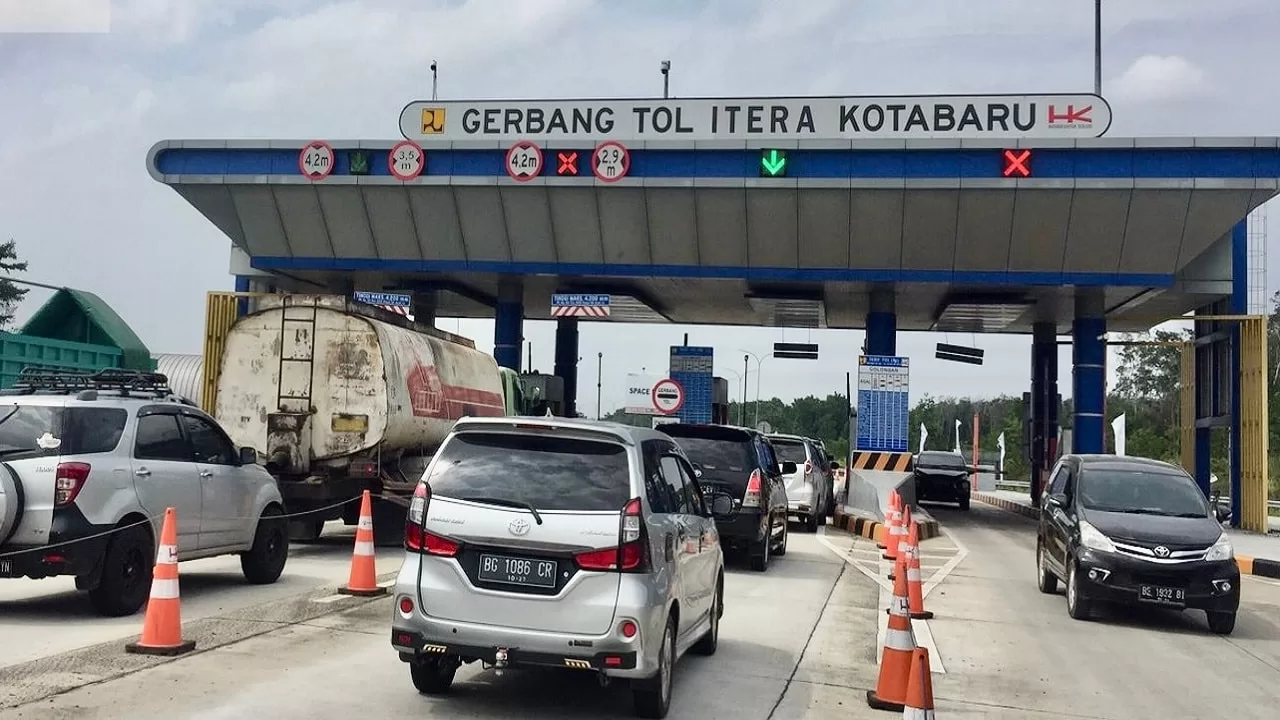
4, 506, 1279, 719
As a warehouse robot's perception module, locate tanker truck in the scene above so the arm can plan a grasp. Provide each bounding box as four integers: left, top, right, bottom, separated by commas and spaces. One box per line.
213, 294, 532, 543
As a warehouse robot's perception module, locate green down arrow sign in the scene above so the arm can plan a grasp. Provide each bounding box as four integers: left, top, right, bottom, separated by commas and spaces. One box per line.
760, 149, 788, 177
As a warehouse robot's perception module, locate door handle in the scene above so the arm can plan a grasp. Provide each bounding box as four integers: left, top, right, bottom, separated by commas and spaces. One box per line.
134, 468, 151, 478
200, 470, 213, 478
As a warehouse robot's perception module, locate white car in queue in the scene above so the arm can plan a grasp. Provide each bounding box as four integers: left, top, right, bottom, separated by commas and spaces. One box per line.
389, 416, 733, 719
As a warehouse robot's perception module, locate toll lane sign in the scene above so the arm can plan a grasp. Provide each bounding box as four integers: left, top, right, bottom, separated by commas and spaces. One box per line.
593, 141, 630, 182
855, 356, 910, 453
389, 140, 425, 181
298, 141, 335, 181
506, 141, 544, 182
651, 378, 685, 415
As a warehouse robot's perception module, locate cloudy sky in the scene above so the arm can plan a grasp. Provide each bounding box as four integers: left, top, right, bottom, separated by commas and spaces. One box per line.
1, 0, 1277, 415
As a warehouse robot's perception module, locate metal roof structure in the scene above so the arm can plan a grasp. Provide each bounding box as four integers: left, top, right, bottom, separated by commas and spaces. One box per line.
147, 134, 1279, 334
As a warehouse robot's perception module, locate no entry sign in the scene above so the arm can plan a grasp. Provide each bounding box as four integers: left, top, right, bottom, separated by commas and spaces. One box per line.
651, 378, 685, 415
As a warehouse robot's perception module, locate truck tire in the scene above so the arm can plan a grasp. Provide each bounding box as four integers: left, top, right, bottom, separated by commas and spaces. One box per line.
241, 506, 289, 584
0, 465, 25, 546
88, 523, 154, 617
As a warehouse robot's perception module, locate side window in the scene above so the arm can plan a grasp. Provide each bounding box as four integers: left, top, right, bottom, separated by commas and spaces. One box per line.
659, 455, 694, 514
756, 439, 779, 475
1061, 465, 1077, 501
181, 415, 236, 464
63, 408, 128, 454
675, 456, 707, 515
134, 415, 190, 462
642, 441, 672, 514
1047, 462, 1068, 494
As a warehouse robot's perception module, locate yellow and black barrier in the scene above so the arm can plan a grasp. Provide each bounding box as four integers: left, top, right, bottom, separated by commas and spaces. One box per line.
849, 451, 914, 473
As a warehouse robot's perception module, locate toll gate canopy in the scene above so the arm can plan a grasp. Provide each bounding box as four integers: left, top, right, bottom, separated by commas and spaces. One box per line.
148, 92, 1280, 530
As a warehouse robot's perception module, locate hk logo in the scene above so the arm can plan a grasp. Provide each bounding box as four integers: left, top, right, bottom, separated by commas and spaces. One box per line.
1048, 105, 1092, 125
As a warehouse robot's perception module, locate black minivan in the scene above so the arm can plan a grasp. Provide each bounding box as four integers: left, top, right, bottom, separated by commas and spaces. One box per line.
1036, 454, 1240, 634
656, 424, 791, 572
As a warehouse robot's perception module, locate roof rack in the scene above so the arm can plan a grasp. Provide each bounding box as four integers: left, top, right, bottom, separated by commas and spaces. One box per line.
10, 367, 175, 399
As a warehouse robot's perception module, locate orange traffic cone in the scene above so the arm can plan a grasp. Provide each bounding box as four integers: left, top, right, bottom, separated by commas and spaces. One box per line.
884, 502, 908, 563
905, 520, 934, 620
902, 647, 936, 719
867, 555, 917, 712
125, 507, 196, 656
339, 490, 387, 597
878, 492, 900, 551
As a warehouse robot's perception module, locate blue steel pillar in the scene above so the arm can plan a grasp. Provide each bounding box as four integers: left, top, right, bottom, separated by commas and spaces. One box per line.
865, 287, 897, 356
1229, 219, 1248, 524
494, 278, 524, 373
234, 275, 251, 317
1072, 294, 1107, 454
553, 319, 580, 418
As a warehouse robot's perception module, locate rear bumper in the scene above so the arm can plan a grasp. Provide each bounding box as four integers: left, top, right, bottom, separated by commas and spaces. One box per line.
1074, 548, 1241, 613
714, 509, 768, 548
389, 557, 659, 679
0, 505, 109, 581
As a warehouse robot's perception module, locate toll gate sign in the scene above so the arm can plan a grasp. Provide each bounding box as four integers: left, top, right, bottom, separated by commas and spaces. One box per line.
855, 356, 910, 452
669, 346, 713, 424
298, 140, 335, 181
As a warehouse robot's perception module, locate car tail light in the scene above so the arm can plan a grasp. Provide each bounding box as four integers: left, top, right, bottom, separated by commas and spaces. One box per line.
574, 498, 649, 573
619, 620, 638, 638
423, 532, 460, 557
742, 470, 763, 508
398, 596, 415, 614
404, 481, 430, 552
54, 462, 90, 507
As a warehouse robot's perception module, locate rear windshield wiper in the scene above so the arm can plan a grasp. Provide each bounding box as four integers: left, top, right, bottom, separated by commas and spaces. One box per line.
460, 496, 543, 525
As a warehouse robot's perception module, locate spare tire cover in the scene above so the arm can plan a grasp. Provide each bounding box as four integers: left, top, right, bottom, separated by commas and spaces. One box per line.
0, 465, 21, 545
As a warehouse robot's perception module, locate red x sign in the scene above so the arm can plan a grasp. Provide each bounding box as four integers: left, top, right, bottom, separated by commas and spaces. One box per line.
557, 151, 579, 176
1002, 149, 1032, 178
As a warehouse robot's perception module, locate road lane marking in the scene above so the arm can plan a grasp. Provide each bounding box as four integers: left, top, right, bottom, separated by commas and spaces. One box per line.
312, 594, 348, 604
921, 528, 969, 601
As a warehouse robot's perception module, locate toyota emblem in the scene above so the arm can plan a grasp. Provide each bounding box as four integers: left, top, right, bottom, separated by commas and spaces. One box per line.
508, 518, 531, 536
1153, 545, 1170, 558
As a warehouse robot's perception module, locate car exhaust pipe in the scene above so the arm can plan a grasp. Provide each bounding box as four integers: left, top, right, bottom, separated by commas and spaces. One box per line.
598, 671, 611, 687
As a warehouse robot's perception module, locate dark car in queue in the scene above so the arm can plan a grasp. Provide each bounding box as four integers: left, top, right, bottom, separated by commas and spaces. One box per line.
913, 450, 972, 510
1036, 454, 1240, 634
656, 424, 791, 572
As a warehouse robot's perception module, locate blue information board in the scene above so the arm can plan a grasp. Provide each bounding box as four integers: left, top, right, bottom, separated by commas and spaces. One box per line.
855, 355, 910, 452
669, 346, 714, 424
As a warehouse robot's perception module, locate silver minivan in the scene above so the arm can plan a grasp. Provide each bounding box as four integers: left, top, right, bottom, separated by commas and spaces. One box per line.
768, 433, 833, 532
390, 416, 731, 719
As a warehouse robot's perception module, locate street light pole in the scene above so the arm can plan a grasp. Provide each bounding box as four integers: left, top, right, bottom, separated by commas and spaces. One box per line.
739, 350, 773, 429
741, 354, 749, 424
596, 352, 603, 420
1094, 0, 1102, 96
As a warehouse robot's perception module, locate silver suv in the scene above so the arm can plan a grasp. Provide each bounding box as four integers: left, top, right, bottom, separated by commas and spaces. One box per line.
390, 416, 731, 719
0, 369, 288, 616
768, 433, 835, 532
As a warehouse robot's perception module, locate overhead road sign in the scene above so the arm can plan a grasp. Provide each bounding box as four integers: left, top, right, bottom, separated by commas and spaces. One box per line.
353, 291, 413, 316
760, 149, 788, 177
298, 141, 334, 180
550, 293, 611, 318
651, 378, 686, 415
556, 151, 580, 176
773, 342, 818, 360
505, 141, 544, 181
669, 346, 713, 423
388, 140, 425, 181
592, 141, 630, 182
936, 343, 985, 366
856, 356, 910, 453
1002, 149, 1032, 177
398, 94, 1111, 143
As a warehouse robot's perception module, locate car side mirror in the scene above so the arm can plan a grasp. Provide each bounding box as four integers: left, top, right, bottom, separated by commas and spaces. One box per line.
239, 446, 259, 465
691, 462, 704, 479
830, 460, 841, 470
780, 461, 798, 475
1214, 504, 1230, 523
708, 494, 734, 518
1044, 492, 1067, 508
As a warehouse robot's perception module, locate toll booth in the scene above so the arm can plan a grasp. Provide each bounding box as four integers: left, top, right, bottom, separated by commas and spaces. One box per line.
712, 377, 730, 424
0, 288, 154, 387
522, 372, 566, 416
